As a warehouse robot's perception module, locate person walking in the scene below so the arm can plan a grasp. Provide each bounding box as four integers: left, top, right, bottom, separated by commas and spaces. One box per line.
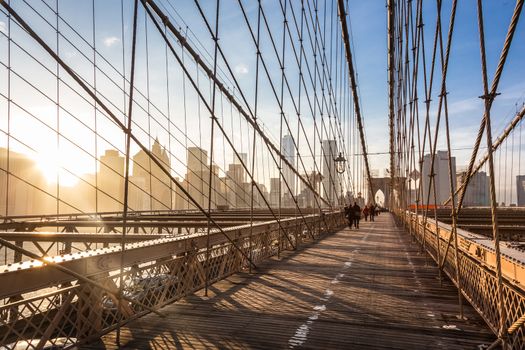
363, 205, 369, 221
369, 204, 376, 222
352, 202, 361, 229
345, 205, 354, 229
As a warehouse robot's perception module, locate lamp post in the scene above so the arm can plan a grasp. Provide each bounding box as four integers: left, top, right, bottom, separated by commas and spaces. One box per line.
334, 152, 346, 174
334, 152, 346, 206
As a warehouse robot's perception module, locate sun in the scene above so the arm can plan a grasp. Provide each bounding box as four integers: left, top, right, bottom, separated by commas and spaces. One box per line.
33, 147, 82, 187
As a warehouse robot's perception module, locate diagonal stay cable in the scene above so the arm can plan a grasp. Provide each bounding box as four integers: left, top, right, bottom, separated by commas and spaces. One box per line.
144, 0, 330, 209
454, 0, 523, 213
191, 0, 320, 240
444, 104, 525, 206
0, 0, 258, 269
234, 0, 334, 227
143, 0, 300, 248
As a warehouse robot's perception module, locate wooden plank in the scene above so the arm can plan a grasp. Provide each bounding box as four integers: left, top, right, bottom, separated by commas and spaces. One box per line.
85, 214, 495, 349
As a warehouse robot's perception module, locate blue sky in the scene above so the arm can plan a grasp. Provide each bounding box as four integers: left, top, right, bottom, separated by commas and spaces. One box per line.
347, 0, 525, 174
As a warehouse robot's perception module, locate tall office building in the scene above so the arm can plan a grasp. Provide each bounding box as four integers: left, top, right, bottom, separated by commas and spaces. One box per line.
234, 153, 248, 182
186, 147, 210, 210
421, 151, 456, 205
517, 175, 525, 206
456, 171, 489, 207
226, 163, 244, 208
297, 171, 323, 208
270, 177, 280, 208
99, 149, 124, 212
133, 138, 172, 211
282, 135, 295, 196
321, 140, 340, 206
0, 148, 50, 215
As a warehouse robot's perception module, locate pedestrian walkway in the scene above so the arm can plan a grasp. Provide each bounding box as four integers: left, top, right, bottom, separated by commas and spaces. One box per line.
86, 213, 495, 349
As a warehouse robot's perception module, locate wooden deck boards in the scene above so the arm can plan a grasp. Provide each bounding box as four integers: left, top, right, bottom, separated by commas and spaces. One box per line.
85, 213, 495, 349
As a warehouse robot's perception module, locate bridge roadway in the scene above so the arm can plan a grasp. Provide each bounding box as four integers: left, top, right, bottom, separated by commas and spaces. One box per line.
85, 214, 495, 349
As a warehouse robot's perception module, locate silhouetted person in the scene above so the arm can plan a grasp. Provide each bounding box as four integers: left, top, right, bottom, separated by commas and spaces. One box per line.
352, 202, 361, 229
369, 204, 376, 221
345, 205, 354, 228
363, 205, 369, 221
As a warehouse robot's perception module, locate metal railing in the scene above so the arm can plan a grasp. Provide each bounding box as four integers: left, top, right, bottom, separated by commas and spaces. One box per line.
0, 211, 345, 349
402, 211, 525, 349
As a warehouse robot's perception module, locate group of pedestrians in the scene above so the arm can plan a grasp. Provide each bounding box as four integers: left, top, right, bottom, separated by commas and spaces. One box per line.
344, 203, 380, 229
362, 204, 377, 221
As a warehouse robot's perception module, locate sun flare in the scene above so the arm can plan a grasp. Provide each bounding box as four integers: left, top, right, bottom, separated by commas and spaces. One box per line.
32, 146, 90, 187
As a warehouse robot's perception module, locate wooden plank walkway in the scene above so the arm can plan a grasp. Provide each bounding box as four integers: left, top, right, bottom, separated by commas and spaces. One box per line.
85, 213, 495, 349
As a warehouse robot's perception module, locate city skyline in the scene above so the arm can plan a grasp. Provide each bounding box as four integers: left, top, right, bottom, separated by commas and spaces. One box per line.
2, 140, 523, 217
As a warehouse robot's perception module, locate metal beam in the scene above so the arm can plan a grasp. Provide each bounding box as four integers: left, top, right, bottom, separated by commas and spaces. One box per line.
0, 215, 323, 297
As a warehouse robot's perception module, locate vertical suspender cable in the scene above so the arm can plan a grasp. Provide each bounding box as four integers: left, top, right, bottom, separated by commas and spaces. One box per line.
118, 0, 139, 343
476, 0, 507, 341
205, 0, 221, 296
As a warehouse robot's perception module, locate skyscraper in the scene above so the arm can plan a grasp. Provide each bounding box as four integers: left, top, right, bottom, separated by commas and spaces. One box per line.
421, 151, 456, 205
456, 171, 489, 207
186, 147, 210, 210
321, 140, 340, 206
517, 175, 525, 206
133, 138, 172, 211
282, 135, 295, 196
226, 163, 244, 208
234, 153, 248, 182
270, 177, 280, 208
99, 149, 124, 212
0, 148, 50, 215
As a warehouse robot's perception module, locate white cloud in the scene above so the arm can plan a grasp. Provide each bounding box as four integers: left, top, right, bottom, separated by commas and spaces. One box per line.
103, 36, 120, 47
499, 82, 525, 101
0, 21, 7, 35
234, 63, 249, 75
448, 97, 481, 116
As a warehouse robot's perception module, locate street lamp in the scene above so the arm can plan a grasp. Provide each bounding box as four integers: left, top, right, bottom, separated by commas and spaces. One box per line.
334, 152, 346, 206
334, 152, 346, 174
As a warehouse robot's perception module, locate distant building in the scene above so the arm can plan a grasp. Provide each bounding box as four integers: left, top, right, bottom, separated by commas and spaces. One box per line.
297, 172, 323, 208
282, 135, 295, 196
234, 153, 248, 182
226, 163, 245, 208
133, 138, 172, 211
99, 149, 124, 212
270, 177, 280, 208
517, 175, 525, 206
321, 140, 340, 206
0, 148, 51, 215
254, 183, 268, 208
456, 171, 489, 207
421, 151, 456, 205
185, 147, 212, 210
129, 175, 149, 211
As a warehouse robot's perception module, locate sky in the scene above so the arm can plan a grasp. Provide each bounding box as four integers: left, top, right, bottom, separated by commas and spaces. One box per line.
347, 0, 525, 175
0, 0, 524, 205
